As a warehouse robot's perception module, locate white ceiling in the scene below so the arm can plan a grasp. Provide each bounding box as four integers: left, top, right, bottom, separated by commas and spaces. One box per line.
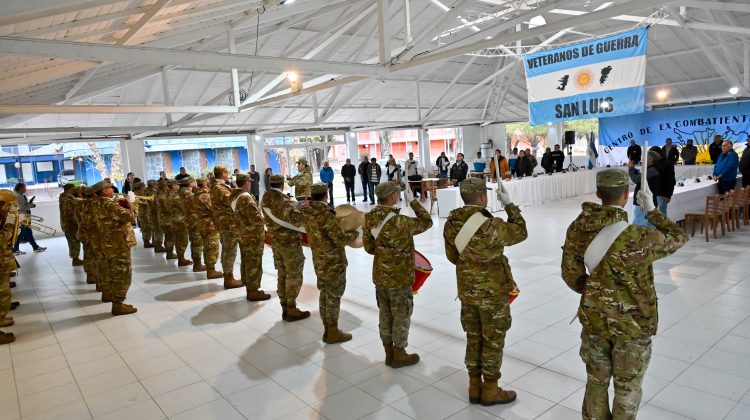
0, 0, 748, 143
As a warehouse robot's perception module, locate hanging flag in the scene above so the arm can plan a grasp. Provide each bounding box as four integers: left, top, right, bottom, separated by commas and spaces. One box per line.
523, 28, 648, 126
587, 134, 598, 169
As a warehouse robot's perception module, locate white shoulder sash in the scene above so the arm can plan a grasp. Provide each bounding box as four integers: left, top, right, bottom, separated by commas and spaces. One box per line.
454, 212, 489, 254
371, 212, 396, 240
262, 206, 305, 233
231, 192, 250, 212
583, 221, 629, 274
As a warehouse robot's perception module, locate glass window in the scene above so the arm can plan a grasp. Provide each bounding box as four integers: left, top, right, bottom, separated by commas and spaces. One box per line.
506, 123, 549, 158
143, 136, 252, 180
563, 119, 599, 156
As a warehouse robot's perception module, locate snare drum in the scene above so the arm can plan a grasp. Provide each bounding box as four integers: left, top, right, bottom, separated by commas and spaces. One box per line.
412, 251, 432, 294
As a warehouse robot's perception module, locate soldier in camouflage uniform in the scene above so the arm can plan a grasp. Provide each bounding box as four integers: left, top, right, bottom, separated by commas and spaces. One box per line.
59, 183, 83, 266
444, 178, 526, 405
261, 174, 309, 322
211, 165, 243, 289
91, 180, 139, 315
195, 177, 223, 280
151, 180, 165, 252
136, 180, 156, 248
179, 177, 205, 272
0, 190, 18, 344
302, 183, 355, 343
363, 182, 432, 367
562, 169, 687, 420
157, 180, 175, 258
76, 186, 99, 287
234, 174, 271, 302
170, 179, 192, 267
286, 158, 313, 200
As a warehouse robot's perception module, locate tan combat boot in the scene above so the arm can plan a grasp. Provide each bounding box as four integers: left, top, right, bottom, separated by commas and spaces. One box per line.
86, 274, 97, 284
144, 242, 154, 248
154, 245, 166, 253
0, 332, 15, 345
246, 289, 271, 301
223, 274, 242, 289
111, 302, 138, 316
468, 372, 482, 404
285, 306, 310, 322
72, 257, 84, 266
480, 376, 516, 406
192, 261, 206, 272
323, 323, 352, 344
177, 258, 193, 267
383, 342, 394, 366
205, 266, 223, 279
391, 347, 420, 368
0, 318, 13, 328
166, 252, 178, 260
101, 292, 113, 303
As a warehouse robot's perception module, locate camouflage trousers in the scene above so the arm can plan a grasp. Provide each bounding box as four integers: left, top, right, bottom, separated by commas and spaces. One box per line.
101, 252, 132, 303
271, 244, 304, 307
219, 230, 238, 275
94, 250, 109, 294
173, 222, 189, 259
239, 237, 264, 290
189, 228, 203, 262
375, 286, 413, 348
198, 226, 219, 267
140, 215, 153, 245
162, 225, 175, 253
580, 332, 652, 420
0, 272, 10, 318
64, 230, 81, 259
460, 299, 512, 378
82, 242, 96, 276
317, 270, 346, 325
152, 219, 163, 247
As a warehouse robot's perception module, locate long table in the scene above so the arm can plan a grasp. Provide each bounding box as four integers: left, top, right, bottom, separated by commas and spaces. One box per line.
435, 165, 717, 216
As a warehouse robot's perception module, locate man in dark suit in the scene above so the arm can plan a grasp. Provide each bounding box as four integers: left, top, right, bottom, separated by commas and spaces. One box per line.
627, 140, 642, 164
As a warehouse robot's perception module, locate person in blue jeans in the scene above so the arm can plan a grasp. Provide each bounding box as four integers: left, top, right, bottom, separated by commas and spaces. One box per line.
12, 183, 46, 255
713, 140, 740, 194
319, 161, 335, 205
368, 158, 382, 205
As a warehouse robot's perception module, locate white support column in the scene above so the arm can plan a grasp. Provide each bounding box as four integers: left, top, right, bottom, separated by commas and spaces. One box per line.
483, 123, 507, 154
345, 131, 363, 196
548, 122, 564, 147
120, 139, 147, 180
461, 125, 481, 160
246, 134, 267, 196
418, 128, 430, 173
377, 0, 391, 64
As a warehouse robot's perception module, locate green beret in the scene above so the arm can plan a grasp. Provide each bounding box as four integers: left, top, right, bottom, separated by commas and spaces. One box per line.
296, 158, 308, 165
90, 179, 112, 193
180, 176, 194, 186
596, 169, 629, 188
311, 182, 328, 195
269, 174, 285, 184
375, 182, 401, 200
235, 173, 250, 184
459, 178, 490, 194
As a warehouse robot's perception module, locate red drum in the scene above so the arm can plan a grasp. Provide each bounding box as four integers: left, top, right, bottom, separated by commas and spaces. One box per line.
263, 231, 272, 247
508, 281, 520, 304
412, 251, 432, 294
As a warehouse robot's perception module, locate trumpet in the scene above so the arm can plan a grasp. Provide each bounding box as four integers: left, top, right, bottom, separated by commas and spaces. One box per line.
136, 195, 155, 203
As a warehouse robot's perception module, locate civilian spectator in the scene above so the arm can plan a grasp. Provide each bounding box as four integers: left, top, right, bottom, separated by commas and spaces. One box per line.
436, 152, 450, 177
367, 157, 381, 205
405, 152, 418, 178
627, 139, 642, 164
741, 138, 750, 187
489, 149, 510, 181
341, 158, 356, 203
508, 148, 519, 176
263, 168, 272, 192
249, 165, 260, 200
709, 134, 724, 164
358, 156, 370, 203
159, 171, 168, 181
472, 152, 486, 173
551, 144, 565, 172
713, 140, 740, 193
12, 183, 46, 255
662, 138, 679, 165
122, 172, 135, 195
628, 152, 660, 228
525, 148, 538, 170
386, 155, 399, 180
514, 150, 533, 177
175, 167, 189, 181
319, 161, 335, 205
680, 139, 698, 165
652, 147, 675, 215
541, 147, 553, 174
450, 153, 469, 185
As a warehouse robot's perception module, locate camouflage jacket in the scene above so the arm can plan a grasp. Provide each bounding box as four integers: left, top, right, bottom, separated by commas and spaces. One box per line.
234, 191, 264, 239
58, 193, 78, 233
261, 188, 304, 246
156, 190, 172, 227
363, 200, 433, 288
444, 204, 527, 303
562, 203, 687, 340
301, 200, 350, 277
194, 188, 216, 232
178, 188, 197, 229
136, 187, 156, 222
210, 179, 234, 231
76, 198, 94, 243
287, 167, 313, 198
169, 188, 187, 226
0, 218, 16, 273
92, 196, 136, 256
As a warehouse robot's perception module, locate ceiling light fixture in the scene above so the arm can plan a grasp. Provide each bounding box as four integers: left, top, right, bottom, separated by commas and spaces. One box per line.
287, 71, 301, 93
729, 86, 739, 95
656, 89, 669, 101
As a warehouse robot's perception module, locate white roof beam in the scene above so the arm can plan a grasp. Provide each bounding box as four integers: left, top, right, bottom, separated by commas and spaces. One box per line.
0, 105, 238, 114
399, 0, 473, 61
0, 0, 124, 27
677, 0, 750, 14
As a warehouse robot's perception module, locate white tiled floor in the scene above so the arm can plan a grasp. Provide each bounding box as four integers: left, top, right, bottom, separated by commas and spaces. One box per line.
3, 193, 750, 419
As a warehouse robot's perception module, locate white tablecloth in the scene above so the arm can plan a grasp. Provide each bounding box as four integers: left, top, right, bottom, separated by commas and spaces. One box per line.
436, 185, 501, 217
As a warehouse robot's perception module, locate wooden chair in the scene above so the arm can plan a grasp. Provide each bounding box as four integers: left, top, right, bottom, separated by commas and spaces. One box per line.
720, 190, 739, 232
425, 183, 438, 214
733, 186, 749, 226
684, 194, 721, 242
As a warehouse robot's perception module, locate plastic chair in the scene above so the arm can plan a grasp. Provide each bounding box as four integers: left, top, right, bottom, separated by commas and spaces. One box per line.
684, 194, 721, 242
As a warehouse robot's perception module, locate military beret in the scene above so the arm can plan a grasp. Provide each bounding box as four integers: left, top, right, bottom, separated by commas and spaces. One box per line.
269, 174, 285, 184
167, 179, 178, 186
596, 169, 629, 188
63, 183, 76, 191
213, 164, 229, 175
0, 189, 16, 203
311, 183, 328, 195
235, 173, 250, 184
296, 158, 308, 165
459, 177, 490, 194
195, 177, 207, 185
179, 176, 194, 186
90, 179, 113, 193
375, 182, 401, 200
133, 182, 145, 190
147, 179, 157, 187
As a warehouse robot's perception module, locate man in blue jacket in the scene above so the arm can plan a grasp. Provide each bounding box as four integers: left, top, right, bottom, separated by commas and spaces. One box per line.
320, 161, 335, 205
713, 140, 740, 194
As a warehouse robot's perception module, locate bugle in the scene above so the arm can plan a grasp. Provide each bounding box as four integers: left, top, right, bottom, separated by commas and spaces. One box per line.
28, 221, 56, 236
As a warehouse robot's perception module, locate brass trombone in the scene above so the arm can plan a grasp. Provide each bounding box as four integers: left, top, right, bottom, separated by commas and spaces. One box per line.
19, 214, 56, 236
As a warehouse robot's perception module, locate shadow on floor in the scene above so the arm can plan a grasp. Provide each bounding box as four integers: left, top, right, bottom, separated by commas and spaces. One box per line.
154, 283, 224, 301
144, 272, 206, 285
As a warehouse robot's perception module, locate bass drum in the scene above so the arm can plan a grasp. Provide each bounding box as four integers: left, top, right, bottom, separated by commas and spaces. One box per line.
412, 250, 432, 294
